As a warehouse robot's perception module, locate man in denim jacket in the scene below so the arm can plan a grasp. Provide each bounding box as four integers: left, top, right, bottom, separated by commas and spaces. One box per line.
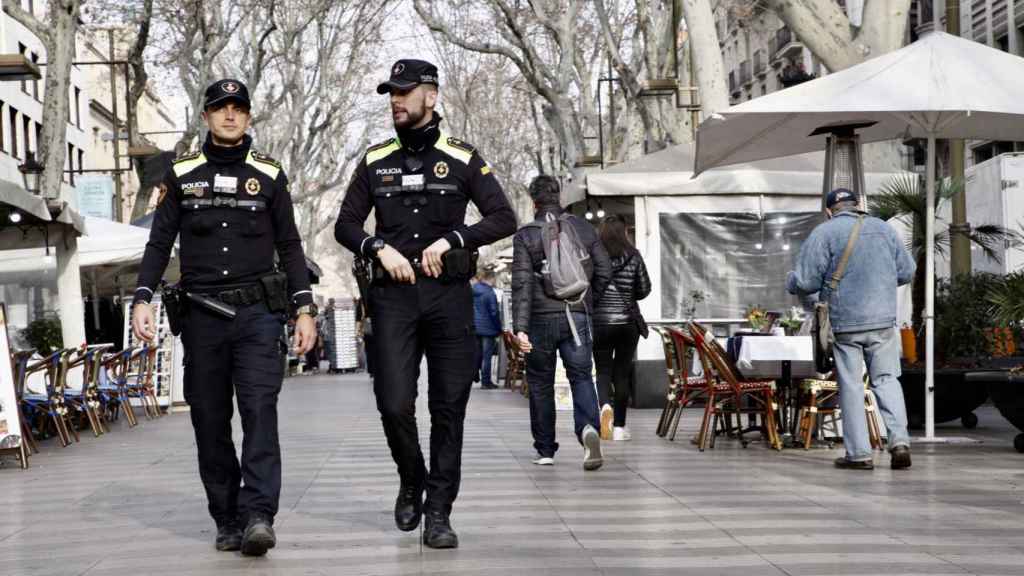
787, 188, 916, 470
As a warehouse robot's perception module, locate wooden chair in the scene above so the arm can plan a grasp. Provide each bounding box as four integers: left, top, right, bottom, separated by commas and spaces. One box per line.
659, 327, 712, 441
21, 349, 77, 447
10, 350, 39, 457
795, 377, 884, 450
98, 347, 138, 427
652, 326, 681, 437
63, 344, 113, 437
501, 331, 527, 396
126, 343, 162, 419
689, 322, 783, 451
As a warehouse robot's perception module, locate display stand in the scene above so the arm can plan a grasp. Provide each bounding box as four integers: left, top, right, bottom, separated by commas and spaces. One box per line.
122, 296, 182, 412
326, 299, 359, 372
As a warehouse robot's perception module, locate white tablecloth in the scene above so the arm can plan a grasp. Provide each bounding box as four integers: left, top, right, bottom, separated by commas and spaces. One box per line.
733, 335, 818, 379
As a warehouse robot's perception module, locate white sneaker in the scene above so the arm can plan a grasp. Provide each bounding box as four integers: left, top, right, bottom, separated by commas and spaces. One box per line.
600, 404, 613, 440
532, 453, 554, 466
582, 425, 603, 471
612, 426, 632, 441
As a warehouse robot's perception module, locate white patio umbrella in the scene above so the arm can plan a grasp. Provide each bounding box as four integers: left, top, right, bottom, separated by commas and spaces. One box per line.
695, 30, 1024, 439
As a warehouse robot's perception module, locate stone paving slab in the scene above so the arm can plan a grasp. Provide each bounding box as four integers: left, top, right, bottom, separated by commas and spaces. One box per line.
1, 372, 1024, 576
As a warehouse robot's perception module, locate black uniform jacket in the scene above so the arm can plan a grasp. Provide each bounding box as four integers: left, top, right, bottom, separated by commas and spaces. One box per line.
134, 134, 313, 306
334, 127, 517, 264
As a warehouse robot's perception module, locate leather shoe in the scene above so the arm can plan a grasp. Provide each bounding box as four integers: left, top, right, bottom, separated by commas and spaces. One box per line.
834, 456, 874, 470
240, 513, 276, 557
214, 522, 242, 552
423, 510, 458, 549
890, 445, 912, 470
394, 483, 423, 532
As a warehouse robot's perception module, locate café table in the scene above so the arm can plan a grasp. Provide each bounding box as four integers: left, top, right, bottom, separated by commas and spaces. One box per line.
729, 333, 820, 443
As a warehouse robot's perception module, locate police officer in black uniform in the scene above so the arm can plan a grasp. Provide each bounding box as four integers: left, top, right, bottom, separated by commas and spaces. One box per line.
132, 79, 317, 557
334, 60, 516, 549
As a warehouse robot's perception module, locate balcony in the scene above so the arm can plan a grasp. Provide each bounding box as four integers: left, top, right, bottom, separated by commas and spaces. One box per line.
771, 26, 803, 65
739, 60, 752, 87
754, 50, 767, 78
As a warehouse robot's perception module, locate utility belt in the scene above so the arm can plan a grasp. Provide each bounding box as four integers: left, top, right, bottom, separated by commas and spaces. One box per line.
370, 248, 478, 285
161, 272, 289, 333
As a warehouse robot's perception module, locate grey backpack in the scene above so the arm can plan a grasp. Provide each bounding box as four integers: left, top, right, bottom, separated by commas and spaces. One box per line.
528, 213, 592, 344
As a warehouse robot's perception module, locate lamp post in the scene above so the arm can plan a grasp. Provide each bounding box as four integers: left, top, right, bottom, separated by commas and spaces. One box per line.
18, 152, 45, 197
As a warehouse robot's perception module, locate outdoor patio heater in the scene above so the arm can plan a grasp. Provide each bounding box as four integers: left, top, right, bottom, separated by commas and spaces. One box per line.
811, 122, 877, 212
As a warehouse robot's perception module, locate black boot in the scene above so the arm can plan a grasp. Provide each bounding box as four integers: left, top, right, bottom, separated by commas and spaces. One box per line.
423, 510, 458, 549
241, 513, 276, 557
214, 521, 243, 552
394, 484, 423, 532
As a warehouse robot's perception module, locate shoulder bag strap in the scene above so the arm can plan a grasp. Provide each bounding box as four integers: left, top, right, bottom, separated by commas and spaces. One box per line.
828, 215, 864, 292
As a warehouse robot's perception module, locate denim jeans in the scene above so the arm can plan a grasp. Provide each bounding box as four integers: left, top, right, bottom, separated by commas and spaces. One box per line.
476, 336, 498, 386
834, 327, 910, 460
525, 312, 601, 457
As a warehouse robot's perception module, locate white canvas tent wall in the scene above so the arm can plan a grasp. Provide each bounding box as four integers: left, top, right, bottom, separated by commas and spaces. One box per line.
584, 143, 908, 333
0, 215, 178, 294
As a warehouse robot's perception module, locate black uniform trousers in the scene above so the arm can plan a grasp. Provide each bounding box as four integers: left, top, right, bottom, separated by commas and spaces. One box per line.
181, 300, 286, 527
371, 276, 477, 516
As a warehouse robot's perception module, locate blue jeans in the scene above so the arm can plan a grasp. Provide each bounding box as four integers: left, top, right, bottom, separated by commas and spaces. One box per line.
476, 336, 498, 386
834, 327, 910, 460
525, 312, 600, 457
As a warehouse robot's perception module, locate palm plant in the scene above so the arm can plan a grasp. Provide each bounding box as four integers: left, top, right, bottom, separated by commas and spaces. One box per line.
989, 271, 1024, 326
870, 174, 1020, 356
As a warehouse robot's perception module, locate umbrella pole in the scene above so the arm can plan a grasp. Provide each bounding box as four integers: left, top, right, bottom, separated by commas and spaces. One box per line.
925, 134, 936, 440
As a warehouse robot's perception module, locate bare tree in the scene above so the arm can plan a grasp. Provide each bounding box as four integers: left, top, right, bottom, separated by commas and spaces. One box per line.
414, 0, 602, 174
764, 0, 912, 71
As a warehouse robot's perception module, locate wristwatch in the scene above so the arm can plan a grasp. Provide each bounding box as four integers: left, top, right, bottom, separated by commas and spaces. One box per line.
367, 237, 386, 258
294, 303, 318, 318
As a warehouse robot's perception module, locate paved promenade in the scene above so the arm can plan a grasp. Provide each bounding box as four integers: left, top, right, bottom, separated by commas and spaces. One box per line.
2, 372, 1024, 576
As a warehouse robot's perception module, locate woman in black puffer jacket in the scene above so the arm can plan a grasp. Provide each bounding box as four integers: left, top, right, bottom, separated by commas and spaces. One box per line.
593, 215, 651, 441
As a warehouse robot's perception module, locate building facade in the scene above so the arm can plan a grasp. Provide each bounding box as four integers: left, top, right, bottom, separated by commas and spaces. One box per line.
0, 0, 90, 201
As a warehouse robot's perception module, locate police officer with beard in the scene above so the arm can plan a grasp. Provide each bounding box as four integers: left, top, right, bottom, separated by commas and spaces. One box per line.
334, 60, 516, 549
133, 79, 317, 557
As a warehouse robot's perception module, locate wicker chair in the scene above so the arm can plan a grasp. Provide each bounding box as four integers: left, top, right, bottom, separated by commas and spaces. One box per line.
689, 322, 783, 451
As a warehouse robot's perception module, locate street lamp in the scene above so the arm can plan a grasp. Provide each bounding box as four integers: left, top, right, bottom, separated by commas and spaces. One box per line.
8, 211, 21, 223
18, 152, 44, 197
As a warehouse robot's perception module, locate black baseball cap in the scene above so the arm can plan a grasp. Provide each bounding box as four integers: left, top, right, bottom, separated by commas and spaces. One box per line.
826, 188, 859, 208
376, 59, 439, 94
204, 79, 251, 109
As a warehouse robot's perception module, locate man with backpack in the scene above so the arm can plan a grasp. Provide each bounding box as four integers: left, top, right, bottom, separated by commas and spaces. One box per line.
511, 175, 611, 470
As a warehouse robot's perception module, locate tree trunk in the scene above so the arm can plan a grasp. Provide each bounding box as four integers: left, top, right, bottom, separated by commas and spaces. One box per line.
765, 0, 911, 71
678, 0, 729, 115
36, 0, 80, 204
128, 0, 156, 223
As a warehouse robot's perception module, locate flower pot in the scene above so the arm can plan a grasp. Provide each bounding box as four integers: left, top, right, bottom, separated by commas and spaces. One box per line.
966, 369, 1024, 452
898, 367, 988, 429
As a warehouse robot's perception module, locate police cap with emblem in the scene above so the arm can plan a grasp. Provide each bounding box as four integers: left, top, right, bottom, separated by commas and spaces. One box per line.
376, 59, 439, 95
204, 79, 251, 109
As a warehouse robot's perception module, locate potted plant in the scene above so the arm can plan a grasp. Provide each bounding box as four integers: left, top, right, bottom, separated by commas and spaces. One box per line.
778, 306, 805, 336
744, 304, 770, 332
973, 271, 1024, 451
871, 175, 1019, 429
19, 316, 63, 356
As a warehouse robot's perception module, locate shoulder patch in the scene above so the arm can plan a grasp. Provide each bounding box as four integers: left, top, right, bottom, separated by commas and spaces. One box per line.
446, 136, 476, 155
173, 150, 202, 163
172, 151, 207, 177
435, 132, 474, 165
366, 138, 400, 166
245, 150, 281, 180
250, 149, 282, 169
